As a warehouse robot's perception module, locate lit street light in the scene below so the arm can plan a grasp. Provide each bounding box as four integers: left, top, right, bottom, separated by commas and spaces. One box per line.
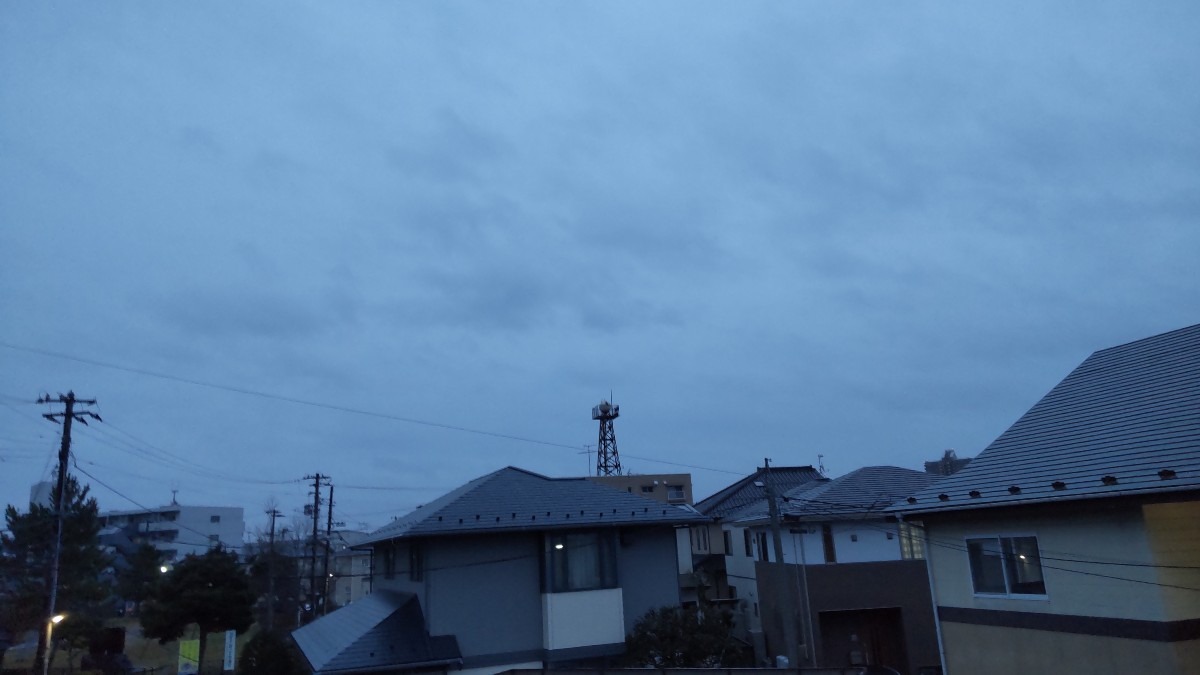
42, 614, 66, 675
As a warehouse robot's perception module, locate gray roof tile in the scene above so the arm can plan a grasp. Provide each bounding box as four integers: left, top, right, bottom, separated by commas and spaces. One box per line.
732, 467, 939, 523
695, 466, 823, 518
892, 324, 1200, 515
292, 591, 460, 673
362, 466, 709, 545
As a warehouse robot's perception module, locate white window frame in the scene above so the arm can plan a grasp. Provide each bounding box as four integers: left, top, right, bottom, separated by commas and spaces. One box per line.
965, 533, 1049, 599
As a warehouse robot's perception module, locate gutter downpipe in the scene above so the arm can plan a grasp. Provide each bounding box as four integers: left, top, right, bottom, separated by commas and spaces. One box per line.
905, 513, 948, 675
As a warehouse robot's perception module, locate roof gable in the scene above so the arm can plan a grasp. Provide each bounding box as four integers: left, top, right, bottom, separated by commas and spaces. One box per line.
894, 324, 1200, 514
363, 466, 708, 545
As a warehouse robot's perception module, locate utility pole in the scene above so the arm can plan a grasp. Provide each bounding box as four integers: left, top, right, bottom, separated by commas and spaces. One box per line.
266, 508, 283, 632
764, 458, 800, 668
36, 391, 99, 675
322, 483, 334, 616
303, 473, 328, 623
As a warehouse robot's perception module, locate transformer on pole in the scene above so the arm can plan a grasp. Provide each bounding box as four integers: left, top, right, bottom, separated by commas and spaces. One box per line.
592, 400, 622, 476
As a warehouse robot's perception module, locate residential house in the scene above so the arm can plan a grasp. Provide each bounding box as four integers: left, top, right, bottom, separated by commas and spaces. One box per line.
891, 323, 1200, 675
328, 530, 373, 608
588, 473, 703, 604
292, 466, 709, 674
693, 466, 824, 655
735, 466, 942, 674
98, 503, 245, 561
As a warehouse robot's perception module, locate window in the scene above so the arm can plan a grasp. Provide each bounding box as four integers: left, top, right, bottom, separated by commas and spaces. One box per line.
821, 524, 836, 563
409, 542, 424, 582
210, 515, 221, 523
641, 485, 655, 493
723, 530, 733, 554
967, 536, 1046, 596
899, 521, 924, 560
667, 485, 686, 502
744, 529, 753, 557
692, 526, 709, 552
756, 532, 769, 561
545, 531, 617, 593
382, 545, 395, 579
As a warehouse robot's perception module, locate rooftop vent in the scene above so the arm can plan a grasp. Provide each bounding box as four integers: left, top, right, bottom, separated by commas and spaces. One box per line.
906, 497, 917, 504
1052, 481, 1067, 491
1159, 469, 1178, 480
1008, 486, 1021, 495
969, 490, 981, 498
938, 494, 950, 502
1101, 475, 1119, 486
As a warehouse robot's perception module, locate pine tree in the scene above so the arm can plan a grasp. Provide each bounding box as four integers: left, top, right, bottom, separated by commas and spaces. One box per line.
140, 547, 255, 672
0, 472, 111, 671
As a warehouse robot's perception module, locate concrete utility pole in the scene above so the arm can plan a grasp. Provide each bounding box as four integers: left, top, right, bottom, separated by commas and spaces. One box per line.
266, 508, 283, 632
303, 473, 328, 623
764, 458, 801, 669
36, 391, 99, 675
322, 483, 334, 616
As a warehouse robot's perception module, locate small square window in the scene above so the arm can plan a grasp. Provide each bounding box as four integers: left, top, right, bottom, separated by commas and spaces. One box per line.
210, 515, 221, 523
967, 535, 1046, 596
667, 485, 686, 502
641, 485, 655, 493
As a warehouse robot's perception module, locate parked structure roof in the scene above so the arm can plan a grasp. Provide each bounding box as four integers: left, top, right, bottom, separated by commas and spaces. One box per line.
292, 590, 461, 674
695, 466, 823, 519
361, 466, 709, 546
892, 323, 1200, 515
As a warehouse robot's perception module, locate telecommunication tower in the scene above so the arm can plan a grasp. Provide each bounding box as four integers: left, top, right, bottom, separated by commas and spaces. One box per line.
592, 400, 622, 476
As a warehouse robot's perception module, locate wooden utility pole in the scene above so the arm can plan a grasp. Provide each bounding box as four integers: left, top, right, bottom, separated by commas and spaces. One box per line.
764, 458, 800, 668
36, 391, 99, 675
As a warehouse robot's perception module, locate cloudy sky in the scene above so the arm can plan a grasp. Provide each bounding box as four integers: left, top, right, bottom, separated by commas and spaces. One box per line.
2, 2, 1198, 536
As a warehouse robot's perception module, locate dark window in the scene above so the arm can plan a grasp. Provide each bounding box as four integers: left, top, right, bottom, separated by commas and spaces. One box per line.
822, 524, 836, 563
743, 529, 753, 557
382, 545, 395, 579
210, 515, 221, 523
967, 536, 1046, 596
641, 485, 655, 493
723, 530, 733, 554
667, 485, 686, 502
409, 542, 424, 581
756, 532, 769, 561
545, 531, 617, 593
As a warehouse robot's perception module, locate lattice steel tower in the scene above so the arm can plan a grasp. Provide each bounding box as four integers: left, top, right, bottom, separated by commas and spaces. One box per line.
592, 400, 622, 476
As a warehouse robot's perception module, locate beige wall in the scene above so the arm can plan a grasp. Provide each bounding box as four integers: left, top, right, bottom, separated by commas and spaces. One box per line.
926, 505, 1166, 621
941, 621, 1186, 675
1144, 501, 1200, 622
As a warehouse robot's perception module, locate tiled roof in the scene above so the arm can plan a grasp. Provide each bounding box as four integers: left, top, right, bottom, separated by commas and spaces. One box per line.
695, 466, 823, 519
291, 590, 461, 674
892, 323, 1200, 515
730, 467, 939, 523
361, 466, 709, 546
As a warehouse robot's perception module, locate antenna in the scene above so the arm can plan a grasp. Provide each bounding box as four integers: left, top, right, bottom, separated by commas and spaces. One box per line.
818, 454, 826, 476
591, 399, 622, 476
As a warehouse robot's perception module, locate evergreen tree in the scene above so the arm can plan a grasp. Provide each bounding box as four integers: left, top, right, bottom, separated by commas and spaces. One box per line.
140, 547, 254, 672
623, 605, 753, 668
115, 543, 165, 614
0, 472, 110, 672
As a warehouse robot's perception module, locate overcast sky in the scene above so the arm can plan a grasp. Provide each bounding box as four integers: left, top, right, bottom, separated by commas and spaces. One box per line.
2, 2, 1198, 536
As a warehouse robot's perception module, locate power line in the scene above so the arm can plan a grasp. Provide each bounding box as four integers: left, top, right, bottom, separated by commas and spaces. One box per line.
0, 340, 750, 477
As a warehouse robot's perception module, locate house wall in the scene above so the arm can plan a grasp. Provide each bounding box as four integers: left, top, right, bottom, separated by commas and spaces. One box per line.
925, 505, 1165, 621
617, 525, 684, 634
429, 534, 544, 663
756, 559, 938, 674
763, 522, 901, 566
723, 524, 764, 634
923, 500, 1200, 675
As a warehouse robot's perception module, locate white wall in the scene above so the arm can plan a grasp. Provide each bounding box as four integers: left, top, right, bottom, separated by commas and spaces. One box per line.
542, 588, 624, 650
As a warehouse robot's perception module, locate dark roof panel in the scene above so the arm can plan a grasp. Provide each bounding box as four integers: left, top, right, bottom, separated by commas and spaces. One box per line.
696, 466, 823, 518
362, 466, 708, 545
893, 324, 1200, 514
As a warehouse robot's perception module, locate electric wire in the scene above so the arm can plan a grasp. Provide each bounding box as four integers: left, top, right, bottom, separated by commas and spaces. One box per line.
0, 340, 746, 477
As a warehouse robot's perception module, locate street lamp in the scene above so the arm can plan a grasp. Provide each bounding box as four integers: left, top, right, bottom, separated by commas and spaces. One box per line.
42, 614, 65, 675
